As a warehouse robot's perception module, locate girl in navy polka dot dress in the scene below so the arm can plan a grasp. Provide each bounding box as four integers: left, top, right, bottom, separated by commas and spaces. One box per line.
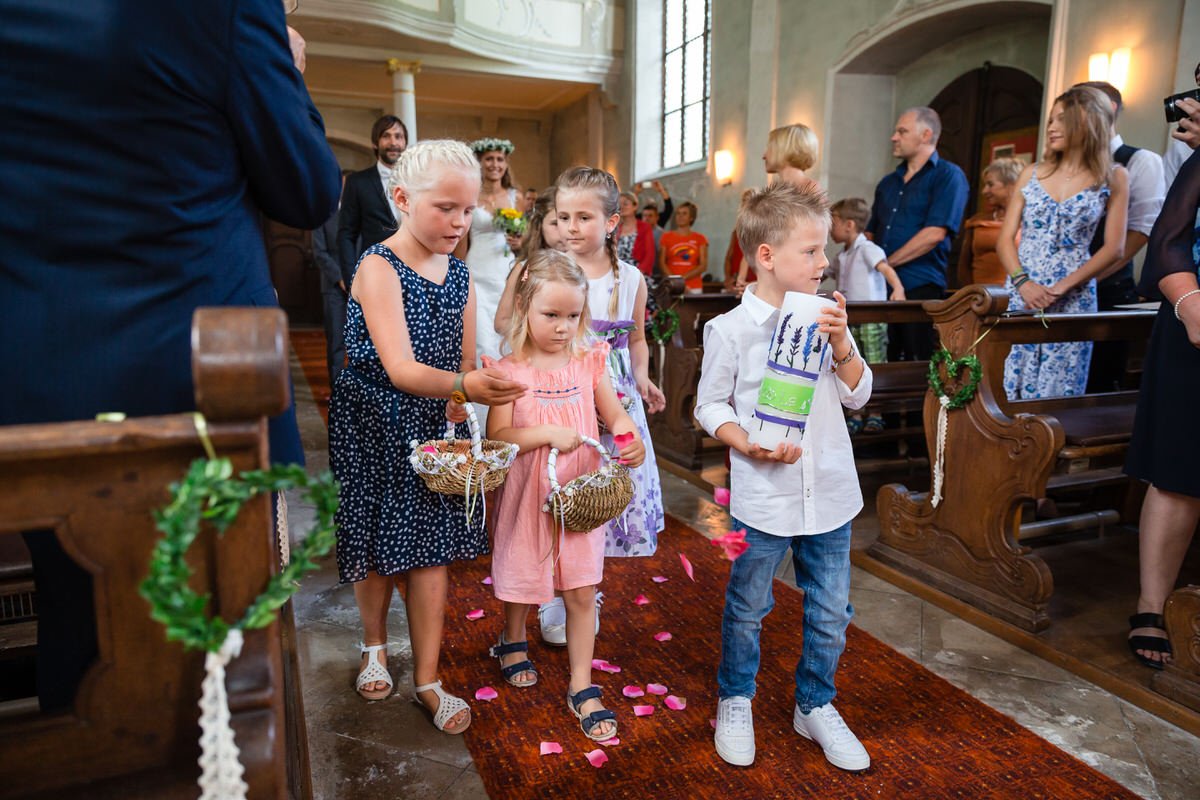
329, 140, 527, 734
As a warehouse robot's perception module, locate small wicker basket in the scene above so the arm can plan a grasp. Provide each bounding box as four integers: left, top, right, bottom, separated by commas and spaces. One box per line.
409, 404, 518, 499
543, 437, 634, 532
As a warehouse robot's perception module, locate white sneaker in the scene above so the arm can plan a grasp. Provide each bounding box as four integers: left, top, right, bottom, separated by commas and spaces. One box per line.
714, 696, 755, 766
793, 703, 870, 771
538, 593, 603, 646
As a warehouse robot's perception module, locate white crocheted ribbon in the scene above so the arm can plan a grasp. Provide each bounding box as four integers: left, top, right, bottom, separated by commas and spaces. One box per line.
930, 395, 950, 508
198, 628, 247, 800
276, 491, 290, 568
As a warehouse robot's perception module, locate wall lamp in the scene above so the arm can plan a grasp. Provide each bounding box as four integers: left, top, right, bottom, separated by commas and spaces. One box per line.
714, 150, 735, 185
1088, 47, 1131, 94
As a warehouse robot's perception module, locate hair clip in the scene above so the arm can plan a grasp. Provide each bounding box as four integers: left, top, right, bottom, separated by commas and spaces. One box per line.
520, 264, 530, 283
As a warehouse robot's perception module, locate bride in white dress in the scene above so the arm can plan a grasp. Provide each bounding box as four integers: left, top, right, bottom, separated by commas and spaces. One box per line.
460, 138, 522, 365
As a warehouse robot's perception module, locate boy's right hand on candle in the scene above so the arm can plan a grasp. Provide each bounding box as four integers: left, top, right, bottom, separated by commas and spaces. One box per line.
745, 441, 802, 464
468, 358, 528, 405
546, 426, 582, 453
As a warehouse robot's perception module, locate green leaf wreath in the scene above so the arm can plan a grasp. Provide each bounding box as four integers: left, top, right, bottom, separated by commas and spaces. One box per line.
927, 347, 983, 410
140, 458, 338, 653
648, 307, 680, 345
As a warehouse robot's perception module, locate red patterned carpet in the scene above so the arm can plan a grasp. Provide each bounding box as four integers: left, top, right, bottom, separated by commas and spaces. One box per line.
291, 327, 1137, 800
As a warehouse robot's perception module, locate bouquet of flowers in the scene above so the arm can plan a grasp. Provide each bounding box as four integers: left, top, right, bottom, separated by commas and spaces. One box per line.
493, 208, 527, 255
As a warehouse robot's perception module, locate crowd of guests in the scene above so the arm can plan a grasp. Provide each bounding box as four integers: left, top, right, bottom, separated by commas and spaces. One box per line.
4, 0, 1197, 778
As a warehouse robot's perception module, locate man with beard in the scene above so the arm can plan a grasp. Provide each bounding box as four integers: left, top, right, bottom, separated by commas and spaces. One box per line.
337, 115, 408, 274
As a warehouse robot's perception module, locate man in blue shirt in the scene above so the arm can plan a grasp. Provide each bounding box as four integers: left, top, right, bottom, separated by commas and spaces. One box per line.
867, 107, 969, 360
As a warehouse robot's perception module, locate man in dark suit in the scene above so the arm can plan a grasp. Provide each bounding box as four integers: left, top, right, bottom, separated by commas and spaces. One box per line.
338, 115, 409, 273
314, 173, 353, 387
0, 0, 340, 710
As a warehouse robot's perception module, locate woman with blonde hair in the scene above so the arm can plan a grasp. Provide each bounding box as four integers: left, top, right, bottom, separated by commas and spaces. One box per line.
996, 85, 1130, 399
957, 157, 1023, 286
738, 123, 822, 289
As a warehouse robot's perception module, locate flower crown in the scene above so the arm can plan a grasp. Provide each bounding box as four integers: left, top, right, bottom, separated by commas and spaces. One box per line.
470, 137, 515, 155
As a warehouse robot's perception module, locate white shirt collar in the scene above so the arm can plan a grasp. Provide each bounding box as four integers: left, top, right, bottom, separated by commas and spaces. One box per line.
739, 283, 780, 328
1110, 133, 1124, 154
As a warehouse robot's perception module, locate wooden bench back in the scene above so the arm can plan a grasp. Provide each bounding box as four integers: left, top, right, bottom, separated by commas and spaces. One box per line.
0, 309, 308, 799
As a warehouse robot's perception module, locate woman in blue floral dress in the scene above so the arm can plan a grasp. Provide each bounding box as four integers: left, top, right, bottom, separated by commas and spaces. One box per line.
996, 85, 1130, 399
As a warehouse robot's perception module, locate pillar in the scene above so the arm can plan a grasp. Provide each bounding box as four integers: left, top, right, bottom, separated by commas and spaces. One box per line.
386, 59, 421, 142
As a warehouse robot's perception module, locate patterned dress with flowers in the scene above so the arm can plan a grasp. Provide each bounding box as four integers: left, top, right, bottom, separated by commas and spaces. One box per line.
588, 260, 665, 556
1003, 174, 1109, 400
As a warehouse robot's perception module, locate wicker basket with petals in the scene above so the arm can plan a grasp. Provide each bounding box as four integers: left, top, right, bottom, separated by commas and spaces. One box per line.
409, 404, 518, 500
543, 437, 633, 532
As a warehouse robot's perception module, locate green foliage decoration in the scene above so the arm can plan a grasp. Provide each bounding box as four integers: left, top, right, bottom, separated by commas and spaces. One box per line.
140, 459, 338, 653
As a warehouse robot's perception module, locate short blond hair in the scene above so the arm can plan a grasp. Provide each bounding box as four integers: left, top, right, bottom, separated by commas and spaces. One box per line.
737, 181, 830, 268
388, 139, 479, 198
765, 123, 819, 173
506, 249, 592, 359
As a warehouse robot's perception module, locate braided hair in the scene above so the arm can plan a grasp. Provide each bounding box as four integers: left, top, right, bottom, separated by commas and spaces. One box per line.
555, 166, 622, 320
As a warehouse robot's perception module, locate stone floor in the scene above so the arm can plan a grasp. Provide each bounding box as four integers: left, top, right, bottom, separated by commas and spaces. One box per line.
285, 353, 1199, 799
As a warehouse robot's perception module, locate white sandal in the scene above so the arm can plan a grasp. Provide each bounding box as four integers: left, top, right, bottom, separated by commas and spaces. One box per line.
355, 643, 393, 701
413, 679, 472, 734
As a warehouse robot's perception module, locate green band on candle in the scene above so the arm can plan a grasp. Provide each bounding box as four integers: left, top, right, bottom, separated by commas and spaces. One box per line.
757, 375, 815, 415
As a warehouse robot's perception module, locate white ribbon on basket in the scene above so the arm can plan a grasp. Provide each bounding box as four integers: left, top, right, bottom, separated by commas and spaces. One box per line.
408, 404, 517, 523
197, 628, 247, 800
542, 437, 629, 561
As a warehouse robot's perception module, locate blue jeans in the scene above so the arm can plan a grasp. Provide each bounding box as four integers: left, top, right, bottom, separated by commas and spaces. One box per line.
717, 519, 853, 713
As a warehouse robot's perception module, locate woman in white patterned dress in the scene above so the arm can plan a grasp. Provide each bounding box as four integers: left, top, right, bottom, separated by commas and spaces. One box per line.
996, 85, 1130, 399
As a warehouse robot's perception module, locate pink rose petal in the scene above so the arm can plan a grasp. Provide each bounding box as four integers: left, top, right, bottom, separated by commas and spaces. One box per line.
481, 576, 493, 585
613, 432, 634, 447
465, 608, 485, 620
653, 631, 673, 642
633, 594, 650, 606
711, 529, 750, 562
591, 658, 607, 670
585, 749, 609, 768
709, 718, 717, 729
713, 486, 731, 506
600, 662, 622, 674
646, 683, 668, 695
651, 575, 669, 583
679, 552, 695, 581
622, 685, 644, 698
598, 737, 620, 746
474, 686, 498, 701
665, 695, 687, 711
539, 741, 562, 756
633, 704, 655, 716
422, 445, 438, 454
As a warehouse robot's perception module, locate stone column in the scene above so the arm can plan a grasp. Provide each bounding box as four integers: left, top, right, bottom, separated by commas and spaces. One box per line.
386, 59, 421, 142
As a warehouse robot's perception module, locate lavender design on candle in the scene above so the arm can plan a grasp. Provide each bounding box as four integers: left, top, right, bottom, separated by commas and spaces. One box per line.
786, 323, 805, 367
773, 313, 792, 362
801, 322, 820, 370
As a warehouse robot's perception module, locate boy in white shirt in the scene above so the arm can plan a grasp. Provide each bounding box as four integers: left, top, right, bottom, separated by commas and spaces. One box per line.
828, 197, 905, 433
695, 182, 873, 771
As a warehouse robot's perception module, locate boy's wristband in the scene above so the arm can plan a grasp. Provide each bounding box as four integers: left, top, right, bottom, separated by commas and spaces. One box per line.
831, 344, 857, 370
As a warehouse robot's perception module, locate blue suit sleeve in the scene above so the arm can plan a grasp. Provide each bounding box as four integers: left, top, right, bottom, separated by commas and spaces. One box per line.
226, 0, 339, 229
924, 165, 969, 236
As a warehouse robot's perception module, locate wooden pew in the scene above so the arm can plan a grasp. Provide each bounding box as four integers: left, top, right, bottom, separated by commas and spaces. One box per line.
1155, 585, 1200, 713
873, 284, 1155, 632
647, 279, 738, 469
0, 308, 311, 799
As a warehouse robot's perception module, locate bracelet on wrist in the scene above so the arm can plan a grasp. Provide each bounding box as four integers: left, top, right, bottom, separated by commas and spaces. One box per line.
450, 371, 469, 405
1012, 274, 1031, 289
1175, 288, 1200, 321
831, 344, 857, 370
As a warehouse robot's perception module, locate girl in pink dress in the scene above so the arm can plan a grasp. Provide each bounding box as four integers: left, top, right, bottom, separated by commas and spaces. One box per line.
486, 249, 645, 741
